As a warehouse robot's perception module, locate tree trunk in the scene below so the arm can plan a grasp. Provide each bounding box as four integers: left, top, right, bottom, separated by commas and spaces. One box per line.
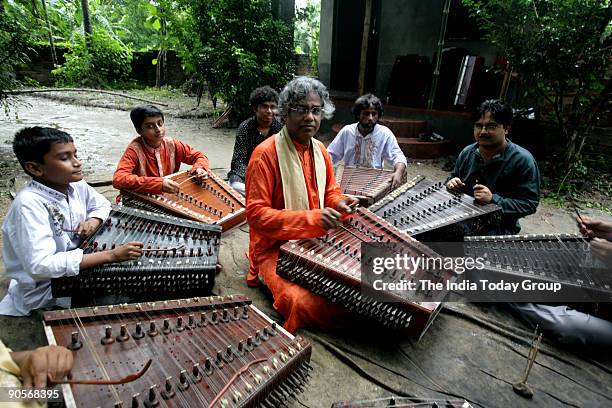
162, 16, 167, 86
30, 0, 38, 16
427, 0, 451, 110
563, 129, 579, 165
155, 14, 168, 88
163, 49, 168, 86
562, 78, 612, 171
357, 0, 372, 96
40, 0, 58, 66
81, 0, 93, 49
155, 48, 168, 88
155, 50, 162, 88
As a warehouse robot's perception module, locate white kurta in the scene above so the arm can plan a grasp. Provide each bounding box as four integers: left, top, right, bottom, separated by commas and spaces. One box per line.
0, 180, 111, 316
327, 123, 407, 169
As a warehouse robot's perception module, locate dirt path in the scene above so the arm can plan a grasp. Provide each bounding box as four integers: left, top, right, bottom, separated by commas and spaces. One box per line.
0, 96, 235, 184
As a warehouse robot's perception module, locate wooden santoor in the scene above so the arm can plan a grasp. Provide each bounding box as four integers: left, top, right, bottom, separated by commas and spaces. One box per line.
51, 205, 221, 300
276, 207, 459, 338
335, 165, 405, 206
43, 294, 312, 408
122, 170, 246, 232
371, 176, 501, 242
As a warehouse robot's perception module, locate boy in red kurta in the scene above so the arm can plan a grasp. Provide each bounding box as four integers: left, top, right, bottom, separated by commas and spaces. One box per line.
113, 105, 210, 194
246, 77, 359, 333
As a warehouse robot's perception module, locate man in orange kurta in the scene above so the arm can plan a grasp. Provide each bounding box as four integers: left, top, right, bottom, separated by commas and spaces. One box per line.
246, 77, 359, 333
113, 104, 210, 195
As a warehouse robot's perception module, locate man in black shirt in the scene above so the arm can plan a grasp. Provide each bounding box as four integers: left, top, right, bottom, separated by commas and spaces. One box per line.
228, 86, 283, 195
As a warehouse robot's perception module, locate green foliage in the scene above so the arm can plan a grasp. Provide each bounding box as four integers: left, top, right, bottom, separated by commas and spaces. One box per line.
295, 0, 320, 75
52, 30, 133, 87
0, 5, 32, 112
543, 163, 611, 214
542, 136, 612, 210
8, 0, 174, 53
142, 0, 185, 50
462, 0, 611, 177
179, 0, 295, 120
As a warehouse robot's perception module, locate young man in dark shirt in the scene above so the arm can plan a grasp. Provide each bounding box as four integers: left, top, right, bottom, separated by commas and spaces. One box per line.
228, 86, 283, 195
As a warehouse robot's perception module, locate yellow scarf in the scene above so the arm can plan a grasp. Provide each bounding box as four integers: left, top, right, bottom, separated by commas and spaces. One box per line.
275, 127, 327, 210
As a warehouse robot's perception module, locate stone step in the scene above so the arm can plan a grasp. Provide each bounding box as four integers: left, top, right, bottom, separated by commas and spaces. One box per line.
397, 137, 454, 160
378, 117, 427, 138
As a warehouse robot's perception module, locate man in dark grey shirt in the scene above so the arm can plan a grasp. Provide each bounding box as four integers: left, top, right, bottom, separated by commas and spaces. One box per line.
447, 99, 540, 235
228, 86, 283, 195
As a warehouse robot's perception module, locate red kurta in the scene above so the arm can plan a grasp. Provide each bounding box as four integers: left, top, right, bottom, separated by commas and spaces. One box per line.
246, 135, 351, 333
113, 136, 210, 194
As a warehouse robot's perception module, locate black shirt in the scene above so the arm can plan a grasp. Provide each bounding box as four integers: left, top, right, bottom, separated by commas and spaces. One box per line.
228, 116, 283, 183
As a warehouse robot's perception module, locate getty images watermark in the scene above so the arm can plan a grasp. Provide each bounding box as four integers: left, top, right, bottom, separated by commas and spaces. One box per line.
361, 242, 611, 303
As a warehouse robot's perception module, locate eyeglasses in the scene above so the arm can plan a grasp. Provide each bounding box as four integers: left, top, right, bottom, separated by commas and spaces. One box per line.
288, 105, 323, 117
259, 104, 278, 113
474, 123, 501, 132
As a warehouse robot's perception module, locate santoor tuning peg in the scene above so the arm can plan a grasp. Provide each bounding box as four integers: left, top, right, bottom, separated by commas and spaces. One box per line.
133, 322, 145, 339
199, 312, 208, 327
177, 370, 189, 391
130, 393, 140, 408
215, 350, 224, 367
192, 363, 202, 382
68, 331, 82, 350
225, 345, 234, 362
117, 324, 130, 342
176, 316, 185, 332
204, 357, 214, 375
160, 376, 175, 400
101, 325, 115, 345
146, 385, 159, 407
148, 321, 158, 337
162, 319, 171, 335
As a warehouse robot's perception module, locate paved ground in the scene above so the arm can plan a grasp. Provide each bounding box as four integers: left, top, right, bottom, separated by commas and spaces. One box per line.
0, 95, 611, 408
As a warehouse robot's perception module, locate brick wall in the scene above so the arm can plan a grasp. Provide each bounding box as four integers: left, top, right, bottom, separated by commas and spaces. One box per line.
16, 45, 187, 86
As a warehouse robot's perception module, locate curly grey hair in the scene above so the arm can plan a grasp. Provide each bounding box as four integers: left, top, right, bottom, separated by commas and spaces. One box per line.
278, 76, 335, 119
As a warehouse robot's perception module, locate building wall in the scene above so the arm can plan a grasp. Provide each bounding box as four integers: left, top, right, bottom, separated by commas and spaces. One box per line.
374, 0, 445, 98
318, 0, 334, 87
320, 0, 497, 98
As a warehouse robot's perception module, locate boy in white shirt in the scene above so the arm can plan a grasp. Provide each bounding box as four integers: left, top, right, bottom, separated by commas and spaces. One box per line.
0, 127, 143, 316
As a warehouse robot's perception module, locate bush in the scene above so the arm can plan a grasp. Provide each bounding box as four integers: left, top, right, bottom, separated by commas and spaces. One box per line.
181, 0, 295, 121
53, 30, 133, 87
0, 9, 32, 112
